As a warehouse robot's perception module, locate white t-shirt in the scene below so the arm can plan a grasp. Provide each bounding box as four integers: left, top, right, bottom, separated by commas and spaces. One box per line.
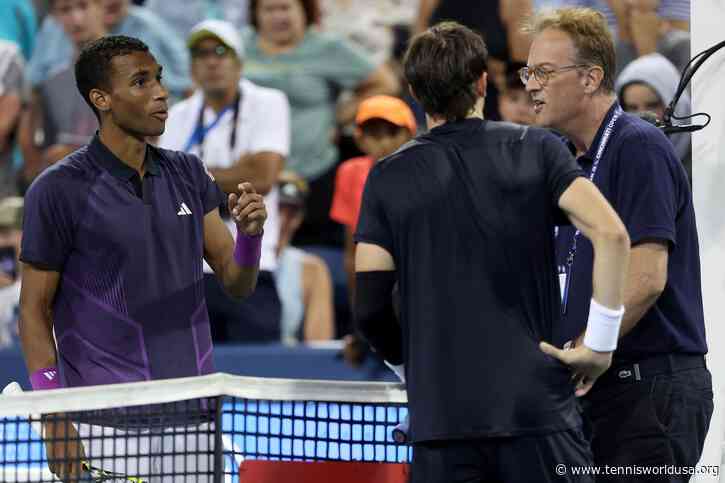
159, 79, 290, 272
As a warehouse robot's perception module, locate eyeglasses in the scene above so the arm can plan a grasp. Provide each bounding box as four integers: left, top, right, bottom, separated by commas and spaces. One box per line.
518, 64, 590, 86
190, 44, 232, 60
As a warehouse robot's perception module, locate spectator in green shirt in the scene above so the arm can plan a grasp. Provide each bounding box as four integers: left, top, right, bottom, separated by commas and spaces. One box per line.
243, 0, 398, 246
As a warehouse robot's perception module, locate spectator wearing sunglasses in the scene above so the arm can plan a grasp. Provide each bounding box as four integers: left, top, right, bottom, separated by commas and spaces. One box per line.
159, 20, 290, 343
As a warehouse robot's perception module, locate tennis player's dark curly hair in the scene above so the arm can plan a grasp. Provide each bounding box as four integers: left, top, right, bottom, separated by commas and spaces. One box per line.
75, 35, 150, 121
404, 22, 489, 121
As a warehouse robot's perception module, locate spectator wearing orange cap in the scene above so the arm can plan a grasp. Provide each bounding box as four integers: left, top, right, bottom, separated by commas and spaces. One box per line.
330, 95, 415, 336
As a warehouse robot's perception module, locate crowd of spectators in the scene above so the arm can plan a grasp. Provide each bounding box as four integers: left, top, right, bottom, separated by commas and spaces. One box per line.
0, 0, 692, 353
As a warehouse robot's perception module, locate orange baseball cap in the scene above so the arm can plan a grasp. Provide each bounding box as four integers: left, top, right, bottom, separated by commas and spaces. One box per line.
355, 95, 417, 135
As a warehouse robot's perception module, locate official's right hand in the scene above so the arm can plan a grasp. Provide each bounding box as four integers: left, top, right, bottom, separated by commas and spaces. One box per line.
42, 416, 86, 482
540, 341, 612, 397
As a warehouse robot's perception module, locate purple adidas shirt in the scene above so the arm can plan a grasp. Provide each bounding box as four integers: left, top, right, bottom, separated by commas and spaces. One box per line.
21, 135, 225, 388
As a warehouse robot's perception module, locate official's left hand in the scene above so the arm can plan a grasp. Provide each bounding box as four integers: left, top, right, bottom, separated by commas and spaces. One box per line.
228, 182, 266, 236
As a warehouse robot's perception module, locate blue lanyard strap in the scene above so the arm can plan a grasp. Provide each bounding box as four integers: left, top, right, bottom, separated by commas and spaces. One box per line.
564, 105, 623, 269
183, 91, 242, 154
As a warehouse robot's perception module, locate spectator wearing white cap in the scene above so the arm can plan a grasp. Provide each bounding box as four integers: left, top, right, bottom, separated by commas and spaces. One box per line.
159, 20, 290, 343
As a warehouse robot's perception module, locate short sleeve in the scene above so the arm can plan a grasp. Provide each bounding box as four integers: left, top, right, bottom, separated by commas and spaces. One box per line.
20, 172, 78, 271
319, 35, 376, 90
248, 86, 290, 156
612, 134, 678, 246
354, 166, 393, 253
329, 163, 357, 229
187, 154, 226, 214
538, 130, 585, 223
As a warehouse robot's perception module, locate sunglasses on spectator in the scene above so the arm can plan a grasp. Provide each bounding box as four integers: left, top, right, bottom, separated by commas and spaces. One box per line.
191, 44, 232, 59
519, 63, 590, 87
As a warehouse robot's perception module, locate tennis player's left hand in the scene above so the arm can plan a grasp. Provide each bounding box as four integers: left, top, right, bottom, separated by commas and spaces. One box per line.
229, 182, 267, 236
540, 341, 612, 397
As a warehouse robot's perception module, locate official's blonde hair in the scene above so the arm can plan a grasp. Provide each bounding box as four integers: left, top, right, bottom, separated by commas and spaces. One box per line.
524, 8, 615, 93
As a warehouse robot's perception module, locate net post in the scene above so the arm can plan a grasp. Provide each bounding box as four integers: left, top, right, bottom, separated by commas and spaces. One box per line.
214, 396, 224, 483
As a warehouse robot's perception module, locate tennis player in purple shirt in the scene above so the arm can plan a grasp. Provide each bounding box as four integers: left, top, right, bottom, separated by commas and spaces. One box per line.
18, 35, 267, 482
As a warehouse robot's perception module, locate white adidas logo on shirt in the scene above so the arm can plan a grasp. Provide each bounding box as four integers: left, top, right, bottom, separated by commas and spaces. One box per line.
177, 202, 192, 216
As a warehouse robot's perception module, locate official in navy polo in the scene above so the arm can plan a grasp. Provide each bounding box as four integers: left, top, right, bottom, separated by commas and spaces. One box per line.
18, 35, 267, 481
524, 8, 712, 480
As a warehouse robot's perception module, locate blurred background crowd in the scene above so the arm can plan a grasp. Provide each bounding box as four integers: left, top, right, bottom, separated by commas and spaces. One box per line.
0, 0, 692, 363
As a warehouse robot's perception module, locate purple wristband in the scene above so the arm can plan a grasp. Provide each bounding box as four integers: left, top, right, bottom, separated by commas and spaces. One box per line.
30, 366, 60, 390
233, 230, 263, 267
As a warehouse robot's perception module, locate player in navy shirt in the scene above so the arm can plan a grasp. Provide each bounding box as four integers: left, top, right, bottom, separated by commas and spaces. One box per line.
18, 36, 267, 481
524, 8, 712, 479
355, 22, 631, 483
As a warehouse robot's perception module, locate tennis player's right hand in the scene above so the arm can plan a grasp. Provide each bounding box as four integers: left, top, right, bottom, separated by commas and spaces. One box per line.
42, 416, 86, 482
539, 341, 612, 397
229, 182, 266, 236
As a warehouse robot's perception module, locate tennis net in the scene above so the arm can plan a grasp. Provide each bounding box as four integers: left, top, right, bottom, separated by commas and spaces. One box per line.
0, 373, 409, 482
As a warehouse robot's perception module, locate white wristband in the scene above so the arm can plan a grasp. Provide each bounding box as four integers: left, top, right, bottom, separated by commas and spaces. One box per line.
583, 298, 624, 352
384, 361, 405, 383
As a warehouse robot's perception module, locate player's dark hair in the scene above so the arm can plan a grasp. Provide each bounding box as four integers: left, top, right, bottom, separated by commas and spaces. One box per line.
404, 22, 488, 121
75, 35, 150, 121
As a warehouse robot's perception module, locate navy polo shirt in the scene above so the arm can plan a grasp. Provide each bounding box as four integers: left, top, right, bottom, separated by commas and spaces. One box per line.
554, 102, 707, 361
21, 135, 225, 387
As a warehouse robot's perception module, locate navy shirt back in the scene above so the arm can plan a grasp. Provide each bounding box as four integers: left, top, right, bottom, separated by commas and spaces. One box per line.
21, 136, 225, 387
555, 103, 707, 361
356, 119, 585, 442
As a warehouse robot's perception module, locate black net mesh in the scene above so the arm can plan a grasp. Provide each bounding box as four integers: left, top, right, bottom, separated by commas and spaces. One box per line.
0, 376, 409, 482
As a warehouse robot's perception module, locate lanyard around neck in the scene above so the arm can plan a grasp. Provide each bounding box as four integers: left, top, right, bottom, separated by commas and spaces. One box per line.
183, 91, 242, 157
563, 105, 623, 270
